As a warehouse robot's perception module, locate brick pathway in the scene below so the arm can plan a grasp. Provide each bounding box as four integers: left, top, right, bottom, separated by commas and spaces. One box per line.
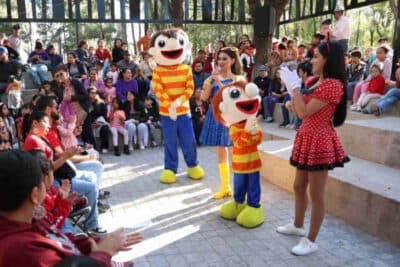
98, 146, 400, 267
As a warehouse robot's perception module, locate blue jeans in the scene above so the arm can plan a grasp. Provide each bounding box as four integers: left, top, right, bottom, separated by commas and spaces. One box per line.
160, 114, 198, 173
75, 160, 103, 189
30, 64, 48, 84
234, 171, 261, 208
347, 81, 358, 101
61, 218, 79, 234
262, 95, 279, 118
338, 39, 349, 54
72, 172, 99, 230
53, 174, 99, 231
376, 88, 400, 113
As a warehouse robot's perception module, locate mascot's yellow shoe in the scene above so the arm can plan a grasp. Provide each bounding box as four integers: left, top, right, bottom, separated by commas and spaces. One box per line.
187, 165, 205, 180
219, 200, 246, 220
236, 205, 264, 228
160, 169, 177, 184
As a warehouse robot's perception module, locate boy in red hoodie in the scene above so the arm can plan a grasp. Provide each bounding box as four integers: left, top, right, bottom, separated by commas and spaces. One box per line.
356, 63, 386, 109
0, 150, 142, 267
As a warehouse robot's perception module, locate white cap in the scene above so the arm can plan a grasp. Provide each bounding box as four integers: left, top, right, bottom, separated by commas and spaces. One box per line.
334, 5, 345, 12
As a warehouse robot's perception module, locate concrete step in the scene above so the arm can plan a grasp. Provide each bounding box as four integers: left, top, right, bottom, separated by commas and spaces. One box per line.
258, 125, 400, 246
21, 71, 53, 90
337, 116, 400, 169
21, 88, 39, 104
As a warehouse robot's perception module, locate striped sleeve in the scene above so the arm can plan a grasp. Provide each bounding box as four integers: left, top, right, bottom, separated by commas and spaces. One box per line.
152, 67, 172, 107
230, 125, 263, 148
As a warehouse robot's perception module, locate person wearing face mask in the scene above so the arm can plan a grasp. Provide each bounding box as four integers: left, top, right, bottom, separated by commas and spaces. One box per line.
192, 61, 211, 89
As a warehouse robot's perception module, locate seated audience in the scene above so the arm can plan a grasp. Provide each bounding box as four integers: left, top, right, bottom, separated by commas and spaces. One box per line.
28, 41, 50, 85
123, 91, 148, 150
0, 150, 143, 267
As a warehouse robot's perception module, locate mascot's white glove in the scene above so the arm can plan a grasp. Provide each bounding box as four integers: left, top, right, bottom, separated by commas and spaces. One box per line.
245, 116, 258, 135
168, 98, 182, 121
279, 66, 302, 96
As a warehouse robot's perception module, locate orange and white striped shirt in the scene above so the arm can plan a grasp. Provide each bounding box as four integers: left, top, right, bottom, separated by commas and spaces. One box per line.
152, 64, 194, 116
230, 122, 263, 173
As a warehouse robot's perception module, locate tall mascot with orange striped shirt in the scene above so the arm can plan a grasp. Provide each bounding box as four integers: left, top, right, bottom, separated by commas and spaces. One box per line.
149, 29, 205, 184
212, 81, 264, 228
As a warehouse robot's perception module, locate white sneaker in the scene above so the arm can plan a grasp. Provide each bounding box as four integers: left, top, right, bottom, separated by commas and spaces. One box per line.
129, 145, 134, 151
350, 104, 357, 111
356, 105, 362, 112
101, 149, 108, 154
140, 145, 145, 150
291, 237, 318, 256
276, 223, 306, 236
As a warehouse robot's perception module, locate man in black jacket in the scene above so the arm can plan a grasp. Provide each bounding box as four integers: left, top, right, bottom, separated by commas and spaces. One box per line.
0, 46, 22, 103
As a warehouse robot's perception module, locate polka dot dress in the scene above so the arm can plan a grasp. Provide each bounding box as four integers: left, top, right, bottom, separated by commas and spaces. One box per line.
290, 78, 350, 171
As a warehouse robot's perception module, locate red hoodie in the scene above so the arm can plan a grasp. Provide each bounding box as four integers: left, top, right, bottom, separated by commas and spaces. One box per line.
0, 216, 111, 267
368, 75, 385, 95
43, 186, 72, 230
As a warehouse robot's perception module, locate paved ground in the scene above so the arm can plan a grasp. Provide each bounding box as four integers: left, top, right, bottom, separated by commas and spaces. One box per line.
98, 146, 400, 267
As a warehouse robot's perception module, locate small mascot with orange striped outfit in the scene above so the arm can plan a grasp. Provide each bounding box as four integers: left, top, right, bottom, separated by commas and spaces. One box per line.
149, 29, 204, 184
212, 81, 264, 228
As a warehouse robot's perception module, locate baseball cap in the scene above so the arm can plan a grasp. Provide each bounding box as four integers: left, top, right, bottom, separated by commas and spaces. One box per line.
0, 46, 8, 54
334, 5, 344, 12
258, 65, 267, 71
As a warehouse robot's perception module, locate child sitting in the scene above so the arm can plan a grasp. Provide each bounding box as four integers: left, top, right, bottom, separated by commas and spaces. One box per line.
39, 80, 53, 95
31, 150, 80, 233
56, 114, 78, 150
144, 96, 161, 147
106, 63, 119, 85
355, 63, 385, 111
108, 98, 130, 156
95, 61, 104, 80
103, 77, 116, 108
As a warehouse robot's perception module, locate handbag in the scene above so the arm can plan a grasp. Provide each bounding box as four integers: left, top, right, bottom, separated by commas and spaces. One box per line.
41, 138, 77, 181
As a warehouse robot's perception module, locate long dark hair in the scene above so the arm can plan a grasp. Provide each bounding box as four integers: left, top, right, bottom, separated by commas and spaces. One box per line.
23, 111, 48, 140
317, 41, 347, 127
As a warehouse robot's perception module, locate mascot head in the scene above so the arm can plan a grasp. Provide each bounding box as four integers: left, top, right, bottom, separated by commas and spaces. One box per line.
212, 81, 260, 126
149, 28, 192, 66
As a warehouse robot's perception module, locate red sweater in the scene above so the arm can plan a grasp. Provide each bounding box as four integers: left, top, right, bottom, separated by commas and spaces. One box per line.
368, 75, 385, 94
0, 216, 111, 267
43, 186, 72, 230
96, 48, 112, 61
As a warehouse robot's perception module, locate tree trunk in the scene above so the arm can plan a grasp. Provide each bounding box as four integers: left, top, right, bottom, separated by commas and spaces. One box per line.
169, 0, 184, 28
355, 10, 361, 46
248, 0, 290, 79
370, 30, 374, 46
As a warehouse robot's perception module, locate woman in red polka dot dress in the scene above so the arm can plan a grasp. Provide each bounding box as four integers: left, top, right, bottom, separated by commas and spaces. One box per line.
277, 42, 350, 256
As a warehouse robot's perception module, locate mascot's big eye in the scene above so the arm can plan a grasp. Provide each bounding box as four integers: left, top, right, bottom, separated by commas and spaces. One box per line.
179, 38, 184, 46
229, 88, 241, 99
158, 40, 166, 48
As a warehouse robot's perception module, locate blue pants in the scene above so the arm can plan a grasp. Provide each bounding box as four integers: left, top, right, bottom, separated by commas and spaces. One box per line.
376, 88, 400, 113
160, 114, 198, 173
30, 64, 48, 85
234, 171, 261, 208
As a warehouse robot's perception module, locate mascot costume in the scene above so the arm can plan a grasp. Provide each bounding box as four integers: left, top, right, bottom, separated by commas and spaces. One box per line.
149, 28, 205, 183
212, 81, 264, 228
